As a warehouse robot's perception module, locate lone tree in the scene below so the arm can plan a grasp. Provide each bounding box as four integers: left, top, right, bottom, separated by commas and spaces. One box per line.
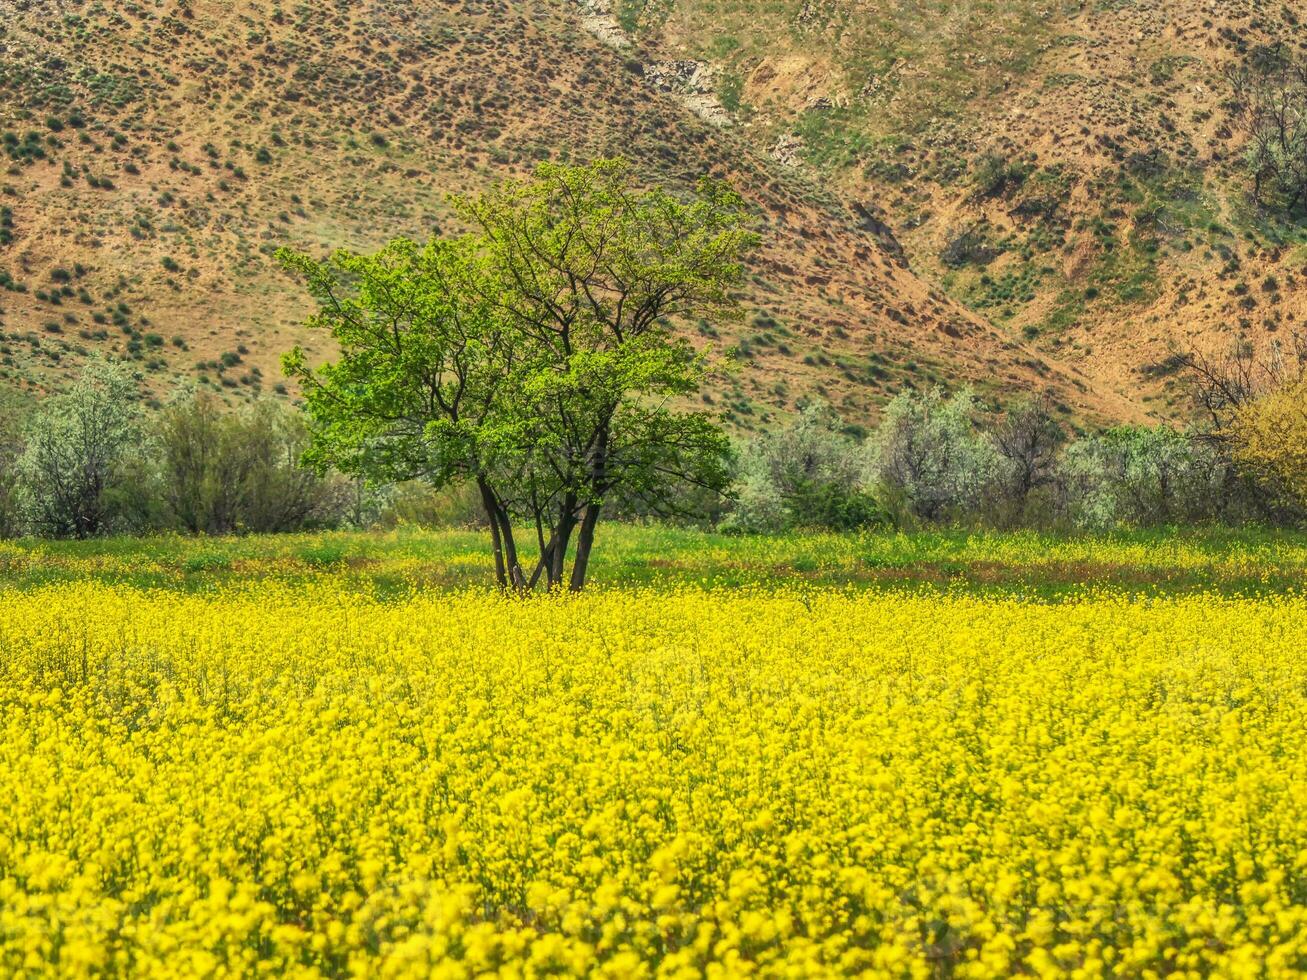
279, 159, 756, 590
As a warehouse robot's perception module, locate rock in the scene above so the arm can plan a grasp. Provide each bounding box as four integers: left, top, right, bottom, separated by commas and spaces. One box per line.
642, 61, 730, 125
643, 60, 715, 94
570, 0, 629, 49
770, 133, 807, 167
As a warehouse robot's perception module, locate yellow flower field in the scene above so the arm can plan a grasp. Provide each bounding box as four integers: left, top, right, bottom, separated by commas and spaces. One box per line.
2, 582, 1306, 977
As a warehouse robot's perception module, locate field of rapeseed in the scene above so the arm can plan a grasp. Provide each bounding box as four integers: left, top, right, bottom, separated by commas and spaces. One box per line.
3, 575, 1306, 976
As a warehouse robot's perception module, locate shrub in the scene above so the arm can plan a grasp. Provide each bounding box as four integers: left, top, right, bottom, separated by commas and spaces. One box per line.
0, 389, 26, 537
16, 359, 147, 538
1227, 50, 1307, 215
971, 152, 1031, 200
182, 551, 233, 574
1054, 426, 1226, 529
865, 387, 999, 524
369, 480, 485, 530
296, 542, 347, 567
1229, 381, 1307, 506
158, 392, 348, 535
988, 395, 1065, 524
727, 403, 883, 533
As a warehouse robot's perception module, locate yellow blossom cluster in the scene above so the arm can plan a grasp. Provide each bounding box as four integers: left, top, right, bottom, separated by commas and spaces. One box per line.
2, 583, 1306, 976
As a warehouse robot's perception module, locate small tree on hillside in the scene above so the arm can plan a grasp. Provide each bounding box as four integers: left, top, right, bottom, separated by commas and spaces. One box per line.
17, 358, 142, 538
280, 159, 756, 590
1225, 44, 1307, 215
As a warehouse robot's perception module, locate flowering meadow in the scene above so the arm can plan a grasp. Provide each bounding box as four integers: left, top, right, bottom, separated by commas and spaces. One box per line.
2, 563, 1307, 976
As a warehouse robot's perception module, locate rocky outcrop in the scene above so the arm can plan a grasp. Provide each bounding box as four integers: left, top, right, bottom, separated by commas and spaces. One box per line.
564, 5, 731, 126
572, 0, 629, 49
769, 133, 807, 167
643, 60, 730, 125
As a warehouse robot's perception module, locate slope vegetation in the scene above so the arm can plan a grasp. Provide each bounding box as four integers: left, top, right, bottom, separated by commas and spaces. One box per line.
616, 0, 1307, 418
0, 0, 1127, 424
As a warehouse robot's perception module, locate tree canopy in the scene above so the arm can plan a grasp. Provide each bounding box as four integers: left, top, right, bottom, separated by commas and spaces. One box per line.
279, 159, 757, 589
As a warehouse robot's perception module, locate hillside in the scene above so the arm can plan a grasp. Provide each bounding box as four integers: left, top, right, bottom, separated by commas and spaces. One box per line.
6, 1, 1293, 427
612, 0, 1307, 417
0, 0, 1134, 428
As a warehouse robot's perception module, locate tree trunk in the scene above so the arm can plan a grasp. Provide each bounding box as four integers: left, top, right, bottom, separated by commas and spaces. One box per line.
568, 501, 601, 591
528, 536, 554, 589
570, 425, 610, 592
494, 502, 525, 590
476, 476, 527, 589
477, 477, 507, 588
550, 493, 577, 589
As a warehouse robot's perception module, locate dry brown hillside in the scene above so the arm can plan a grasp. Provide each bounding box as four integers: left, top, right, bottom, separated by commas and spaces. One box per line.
613, 0, 1307, 420
0, 0, 1172, 426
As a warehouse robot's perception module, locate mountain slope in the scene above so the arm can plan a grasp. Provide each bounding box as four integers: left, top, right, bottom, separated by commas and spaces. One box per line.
1, 0, 1145, 425
613, 0, 1307, 418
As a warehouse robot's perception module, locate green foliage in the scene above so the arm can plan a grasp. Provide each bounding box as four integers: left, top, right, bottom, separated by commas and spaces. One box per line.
966, 265, 1042, 319
614, 0, 675, 33
1, 131, 46, 164
717, 71, 744, 114
0, 387, 28, 538
158, 392, 344, 535
794, 106, 877, 170
280, 159, 757, 589
727, 402, 883, 533
182, 551, 233, 574
83, 71, 142, 108
868, 387, 1000, 524
296, 542, 347, 567
940, 223, 1003, 268
1229, 49, 1307, 216
15, 358, 145, 538
9, 525, 1307, 598
1055, 426, 1227, 529
971, 152, 1033, 200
